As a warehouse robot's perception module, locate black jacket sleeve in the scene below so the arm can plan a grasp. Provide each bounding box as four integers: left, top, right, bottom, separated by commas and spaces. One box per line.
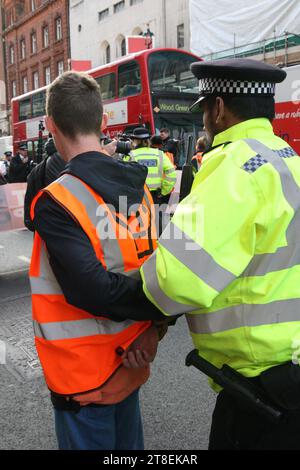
34, 194, 166, 322
24, 159, 48, 232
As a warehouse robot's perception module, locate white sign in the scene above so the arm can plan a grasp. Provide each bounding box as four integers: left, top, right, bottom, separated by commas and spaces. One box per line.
276, 65, 300, 104
26, 118, 47, 139
104, 100, 128, 126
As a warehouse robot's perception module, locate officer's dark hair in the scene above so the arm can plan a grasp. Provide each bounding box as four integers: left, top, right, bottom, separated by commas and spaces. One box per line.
135, 139, 150, 148
151, 135, 163, 146
160, 128, 170, 134
46, 72, 103, 139
207, 94, 275, 121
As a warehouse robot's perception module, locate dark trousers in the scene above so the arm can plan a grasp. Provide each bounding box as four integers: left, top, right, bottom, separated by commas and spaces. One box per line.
209, 389, 300, 450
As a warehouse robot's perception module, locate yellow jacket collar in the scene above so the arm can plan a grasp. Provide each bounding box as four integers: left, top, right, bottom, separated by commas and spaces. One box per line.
213, 118, 274, 148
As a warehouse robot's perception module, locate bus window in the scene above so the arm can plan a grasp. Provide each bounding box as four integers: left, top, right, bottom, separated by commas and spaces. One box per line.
19, 98, 31, 121
32, 91, 46, 118
118, 61, 141, 98
95, 73, 116, 100
148, 51, 199, 94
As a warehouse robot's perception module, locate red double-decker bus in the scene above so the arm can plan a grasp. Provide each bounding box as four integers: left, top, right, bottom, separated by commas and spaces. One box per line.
11, 48, 203, 165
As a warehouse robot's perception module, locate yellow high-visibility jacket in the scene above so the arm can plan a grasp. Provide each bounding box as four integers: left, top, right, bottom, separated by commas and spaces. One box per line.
129, 147, 177, 196
141, 118, 300, 381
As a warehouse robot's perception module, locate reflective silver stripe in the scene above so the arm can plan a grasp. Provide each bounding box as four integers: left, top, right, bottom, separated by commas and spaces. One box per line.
159, 223, 235, 292
132, 151, 161, 158
164, 176, 177, 183
146, 173, 161, 179
57, 175, 124, 272
124, 269, 141, 280
30, 277, 62, 295
147, 183, 161, 190
33, 318, 136, 341
165, 168, 176, 175
159, 152, 164, 178
242, 139, 300, 276
143, 189, 153, 210
30, 242, 63, 295
186, 298, 300, 334
142, 251, 199, 316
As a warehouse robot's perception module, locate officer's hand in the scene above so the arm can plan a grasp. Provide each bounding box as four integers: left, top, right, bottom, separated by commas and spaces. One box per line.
122, 350, 152, 369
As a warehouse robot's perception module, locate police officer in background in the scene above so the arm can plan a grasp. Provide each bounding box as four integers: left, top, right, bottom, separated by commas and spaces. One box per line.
129, 128, 177, 206
8, 144, 32, 183
2, 151, 12, 178
132, 59, 300, 449
160, 128, 180, 167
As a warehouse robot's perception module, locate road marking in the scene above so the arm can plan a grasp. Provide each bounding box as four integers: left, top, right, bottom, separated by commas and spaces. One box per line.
18, 256, 31, 264
0, 245, 4, 249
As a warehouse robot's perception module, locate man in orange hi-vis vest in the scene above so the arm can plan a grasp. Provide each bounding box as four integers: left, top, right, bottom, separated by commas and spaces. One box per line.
29, 71, 167, 451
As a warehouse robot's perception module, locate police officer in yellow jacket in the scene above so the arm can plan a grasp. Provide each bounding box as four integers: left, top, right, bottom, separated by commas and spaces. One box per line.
129, 128, 177, 205
138, 59, 300, 449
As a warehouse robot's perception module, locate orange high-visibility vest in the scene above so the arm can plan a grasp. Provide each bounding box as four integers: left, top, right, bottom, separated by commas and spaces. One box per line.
29, 173, 157, 396
192, 152, 203, 170
164, 151, 175, 166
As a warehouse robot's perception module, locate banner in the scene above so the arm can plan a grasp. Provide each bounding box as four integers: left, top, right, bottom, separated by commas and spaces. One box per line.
0, 183, 26, 232
190, 0, 300, 56
126, 35, 155, 54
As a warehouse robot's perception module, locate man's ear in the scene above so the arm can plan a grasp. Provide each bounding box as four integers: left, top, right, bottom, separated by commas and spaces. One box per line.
101, 113, 108, 132
215, 97, 225, 125
45, 116, 55, 135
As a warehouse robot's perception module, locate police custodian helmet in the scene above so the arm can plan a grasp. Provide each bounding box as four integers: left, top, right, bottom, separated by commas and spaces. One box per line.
190, 58, 287, 112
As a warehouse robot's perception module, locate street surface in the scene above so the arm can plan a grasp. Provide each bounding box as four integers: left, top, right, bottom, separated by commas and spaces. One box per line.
0, 230, 215, 450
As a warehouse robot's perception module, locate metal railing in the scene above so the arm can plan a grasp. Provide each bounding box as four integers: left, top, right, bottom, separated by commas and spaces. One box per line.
202, 33, 300, 65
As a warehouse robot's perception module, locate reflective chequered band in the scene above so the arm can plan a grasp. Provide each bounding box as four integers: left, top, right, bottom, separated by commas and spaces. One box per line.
199, 78, 276, 96
242, 147, 298, 173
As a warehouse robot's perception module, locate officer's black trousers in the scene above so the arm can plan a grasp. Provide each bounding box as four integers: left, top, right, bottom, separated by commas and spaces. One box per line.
209, 389, 300, 450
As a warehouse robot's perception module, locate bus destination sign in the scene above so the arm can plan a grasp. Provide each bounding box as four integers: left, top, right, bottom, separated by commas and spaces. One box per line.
156, 99, 192, 114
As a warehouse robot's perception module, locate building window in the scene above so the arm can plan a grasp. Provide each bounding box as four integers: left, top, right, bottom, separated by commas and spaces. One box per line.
43, 26, 49, 48
31, 32, 37, 54
177, 24, 184, 48
130, 0, 143, 5
33, 71, 39, 90
57, 60, 64, 76
31, 0, 36, 11
12, 80, 17, 98
9, 45, 15, 64
22, 76, 28, 94
121, 38, 126, 56
20, 39, 26, 59
99, 8, 109, 21
114, 1, 125, 14
106, 44, 111, 64
55, 17, 62, 41
44, 66, 51, 85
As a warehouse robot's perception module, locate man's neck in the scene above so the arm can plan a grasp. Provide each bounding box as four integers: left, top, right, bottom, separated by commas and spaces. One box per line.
60, 135, 109, 162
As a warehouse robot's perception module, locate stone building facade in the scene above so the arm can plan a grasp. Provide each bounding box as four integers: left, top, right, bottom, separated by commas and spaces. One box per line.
70, 0, 191, 68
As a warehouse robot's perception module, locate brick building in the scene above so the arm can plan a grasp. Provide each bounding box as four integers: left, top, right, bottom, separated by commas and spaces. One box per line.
0, 6, 9, 135
2, 0, 70, 109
